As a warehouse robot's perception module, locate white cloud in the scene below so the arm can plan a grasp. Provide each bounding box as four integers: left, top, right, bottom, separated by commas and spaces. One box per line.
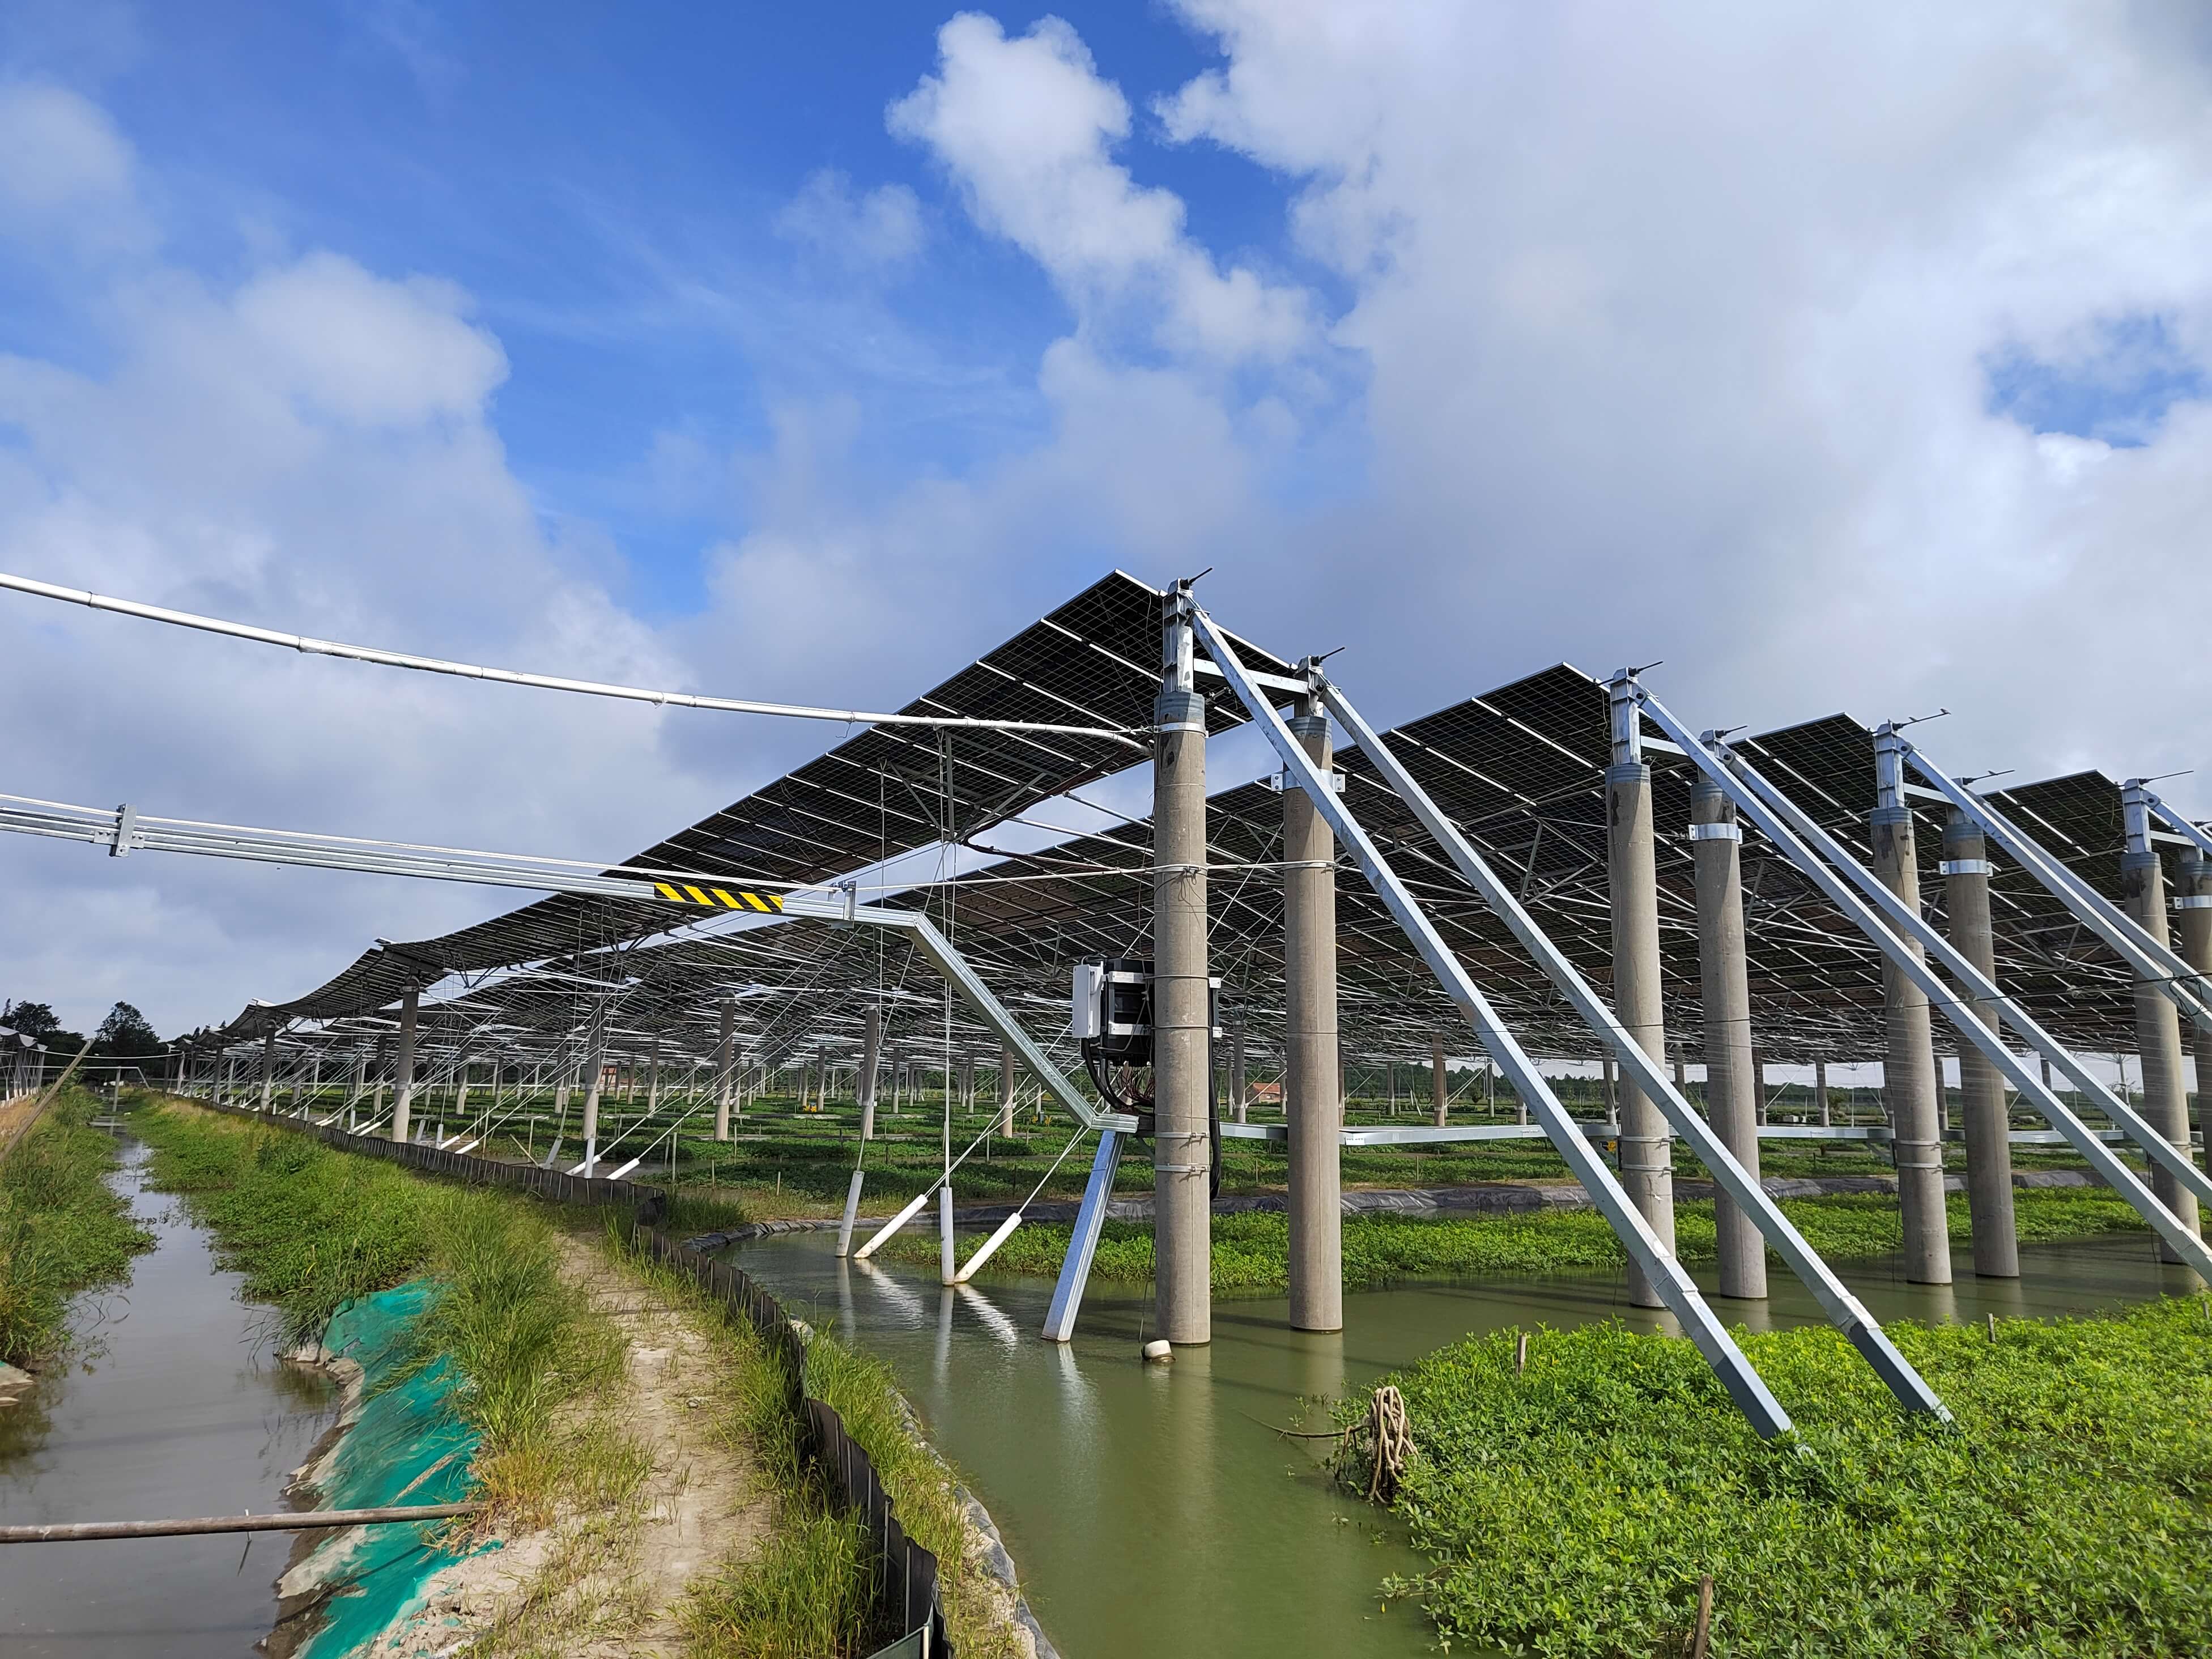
0, 81, 131, 209
775, 168, 926, 272
889, 12, 1312, 362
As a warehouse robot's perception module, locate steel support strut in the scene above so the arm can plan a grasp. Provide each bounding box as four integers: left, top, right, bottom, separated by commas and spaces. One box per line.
1631, 692, 2212, 1282
1313, 675, 1947, 1418
1186, 605, 1794, 1436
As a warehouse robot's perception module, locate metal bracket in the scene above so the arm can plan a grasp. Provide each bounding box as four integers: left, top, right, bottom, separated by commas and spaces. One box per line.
109, 802, 138, 857
1686, 822, 1740, 843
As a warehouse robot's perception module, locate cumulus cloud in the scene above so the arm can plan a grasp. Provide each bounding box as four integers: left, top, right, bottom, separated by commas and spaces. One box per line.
775, 168, 926, 272
890, 13, 1312, 362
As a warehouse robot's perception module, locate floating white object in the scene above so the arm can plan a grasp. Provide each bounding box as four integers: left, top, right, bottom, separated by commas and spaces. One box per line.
1142, 1339, 1173, 1364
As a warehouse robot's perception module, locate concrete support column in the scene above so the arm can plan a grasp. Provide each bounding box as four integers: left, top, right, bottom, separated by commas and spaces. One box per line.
1431, 1033, 1449, 1128
390, 986, 419, 1146
1690, 772, 1765, 1300
860, 1001, 883, 1141
453, 1052, 471, 1143
645, 1035, 662, 1120
1751, 1049, 1768, 1126
1230, 1027, 1248, 1125
2179, 852, 2212, 1159
1283, 699, 1342, 1333
1603, 683, 1674, 1309
258, 1027, 277, 1113
1152, 588, 1211, 1346
997, 1037, 1016, 1138
1870, 725, 1951, 1284
714, 999, 735, 1141
1941, 813, 2019, 1277
581, 1036, 606, 1177
2122, 784, 2199, 1260
1602, 1053, 1619, 1130
1814, 1058, 1832, 1127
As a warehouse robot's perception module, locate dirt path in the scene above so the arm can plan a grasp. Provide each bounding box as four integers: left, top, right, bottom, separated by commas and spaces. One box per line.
358, 1234, 772, 1658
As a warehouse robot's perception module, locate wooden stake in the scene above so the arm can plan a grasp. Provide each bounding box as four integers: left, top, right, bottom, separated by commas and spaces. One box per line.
1516, 1332, 1529, 1375
1689, 1573, 1715, 1659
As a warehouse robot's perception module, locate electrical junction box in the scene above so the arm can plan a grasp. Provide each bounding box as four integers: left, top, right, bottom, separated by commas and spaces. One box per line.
1070, 962, 1105, 1040
1073, 958, 1220, 1065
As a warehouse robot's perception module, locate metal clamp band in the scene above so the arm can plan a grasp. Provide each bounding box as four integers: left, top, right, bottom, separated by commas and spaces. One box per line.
2177, 896, 2212, 910
1939, 858, 1994, 877
1686, 822, 1741, 843
1154, 1163, 1209, 1175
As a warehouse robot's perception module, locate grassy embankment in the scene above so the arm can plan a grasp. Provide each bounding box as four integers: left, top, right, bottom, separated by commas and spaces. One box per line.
134, 1098, 1010, 1659
0, 1086, 153, 1369
1353, 1296, 2212, 1656
876, 1186, 2149, 1290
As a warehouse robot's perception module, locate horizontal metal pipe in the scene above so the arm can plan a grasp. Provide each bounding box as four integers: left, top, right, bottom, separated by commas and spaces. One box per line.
0, 1502, 482, 1542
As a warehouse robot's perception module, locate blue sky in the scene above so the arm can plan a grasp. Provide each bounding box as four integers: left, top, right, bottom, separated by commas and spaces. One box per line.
0, 2, 1320, 621
5, 2, 2212, 1033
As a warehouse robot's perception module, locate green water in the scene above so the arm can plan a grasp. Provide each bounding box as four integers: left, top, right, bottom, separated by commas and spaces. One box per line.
728, 1227, 2197, 1659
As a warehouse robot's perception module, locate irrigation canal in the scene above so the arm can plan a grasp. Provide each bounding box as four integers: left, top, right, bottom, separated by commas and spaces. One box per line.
1, 1134, 339, 1656
726, 1227, 2200, 1659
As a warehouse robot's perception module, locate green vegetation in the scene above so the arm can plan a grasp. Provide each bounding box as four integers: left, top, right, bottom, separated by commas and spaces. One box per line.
878, 1186, 2149, 1291
0, 1086, 153, 1367
653, 1244, 1020, 1659
1356, 1296, 2212, 1657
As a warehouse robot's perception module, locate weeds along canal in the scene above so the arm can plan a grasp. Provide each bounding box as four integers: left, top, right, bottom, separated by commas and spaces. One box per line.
725, 1226, 2199, 1659
0, 1134, 339, 1657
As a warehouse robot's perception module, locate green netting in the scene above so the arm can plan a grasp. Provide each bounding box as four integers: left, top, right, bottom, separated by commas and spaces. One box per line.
292, 1279, 494, 1659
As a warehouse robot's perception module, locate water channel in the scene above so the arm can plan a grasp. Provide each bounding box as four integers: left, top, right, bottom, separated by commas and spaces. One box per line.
727, 1226, 2198, 1659
0, 1137, 339, 1656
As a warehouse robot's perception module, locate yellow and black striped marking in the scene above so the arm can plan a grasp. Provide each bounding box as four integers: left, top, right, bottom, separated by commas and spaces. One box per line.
652, 883, 784, 913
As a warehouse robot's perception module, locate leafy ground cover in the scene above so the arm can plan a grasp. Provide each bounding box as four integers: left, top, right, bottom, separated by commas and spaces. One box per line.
0, 1086, 153, 1367
1358, 1296, 2212, 1656
874, 1185, 2148, 1291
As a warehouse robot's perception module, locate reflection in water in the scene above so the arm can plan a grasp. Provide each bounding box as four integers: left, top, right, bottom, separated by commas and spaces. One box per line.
0, 1139, 340, 1657
732, 1227, 2193, 1659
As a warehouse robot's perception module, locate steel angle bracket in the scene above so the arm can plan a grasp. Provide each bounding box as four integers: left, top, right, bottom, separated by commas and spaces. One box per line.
1188, 605, 1793, 1438
1632, 692, 2212, 1282
1318, 677, 1948, 1421
1900, 754, 2212, 1035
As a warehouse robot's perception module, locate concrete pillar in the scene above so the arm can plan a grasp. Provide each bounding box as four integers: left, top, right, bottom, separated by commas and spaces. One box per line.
1602, 1053, 1619, 1130
581, 1039, 606, 1176
1230, 1027, 1248, 1125
2122, 785, 2199, 1260
1815, 1058, 1832, 1127
645, 1035, 662, 1119
1283, 697, 1342, 1333
1431, 1033, 1449, 1128
714, 999, 735, 1141
1604, 681, 1674, 1308
1152, 587, 1211, 1345
453, 1051, 470, 1142
390, 986, 419, 1145
258, 1027, 277, 1113
860, 1001, 883, 1141
997, 1037, 1016, 1138
2179, 852, 2212, 1159
1751, 1048, 1768, 1125
1870, 726, 1951, 1284
1941, 813, 2019, 1277
1690, 772, 1765, 1300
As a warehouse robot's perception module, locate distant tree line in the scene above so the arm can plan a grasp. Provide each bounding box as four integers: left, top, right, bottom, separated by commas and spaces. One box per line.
2, 998, 167, 1062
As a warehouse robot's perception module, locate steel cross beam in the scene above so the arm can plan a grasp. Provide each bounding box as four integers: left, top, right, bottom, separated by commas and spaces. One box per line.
2141, 787, 2212, 864
1900, 755, 2212, 1033
1319, 679, 1947, 1418
1632, 691, 2212, 1281
1187, 604, 1793, 1437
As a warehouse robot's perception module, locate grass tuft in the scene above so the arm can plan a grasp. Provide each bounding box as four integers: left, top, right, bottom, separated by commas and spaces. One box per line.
0, 1087, 153, 1367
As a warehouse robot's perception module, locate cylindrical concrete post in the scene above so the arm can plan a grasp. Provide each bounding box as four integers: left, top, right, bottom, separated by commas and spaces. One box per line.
2122, 837, 2199, 1260
2179, 852, 2212, 1160
1284, 703, 1342, 1334
1602, 1052, 1619, 1130
1815, 1058, 1831, 1127
714, 999, 735, 1141
390, 986, 419, 1145
581, 1044, 605, 1177
1605, 735, 1674, 1308
860, 1002, 883, 1141
1870, 766, 1952, 1284
1431, 1033, 1449, 1128
996, 1037, 1015, 1138
1751, 1048, 1768, 1126
1230, 1027, 1248, 1125
1152, 595, 1211, 1346
1691, 773, 1764, 1299
259, 1027, 277, 1113
1941, 813, 2019, 1277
